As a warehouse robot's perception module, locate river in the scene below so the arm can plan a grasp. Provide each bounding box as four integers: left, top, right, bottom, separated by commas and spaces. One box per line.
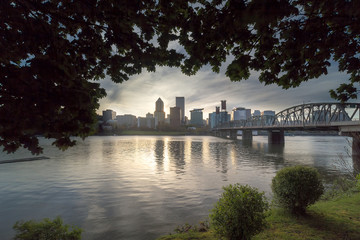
0, 135, 355, 239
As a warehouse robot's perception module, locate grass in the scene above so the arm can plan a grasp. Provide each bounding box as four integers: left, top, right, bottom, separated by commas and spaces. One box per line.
157, 192, 360, 240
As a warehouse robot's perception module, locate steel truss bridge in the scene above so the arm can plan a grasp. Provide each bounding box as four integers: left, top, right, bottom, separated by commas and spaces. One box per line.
212, 103, 360, 150
214, 102, 360, 131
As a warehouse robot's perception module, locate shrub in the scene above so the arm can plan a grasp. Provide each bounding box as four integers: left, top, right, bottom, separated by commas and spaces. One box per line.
356, 174, 360, 191
272, 166, 324, 214
13, 216, 82, 240
210, 184, 269, 240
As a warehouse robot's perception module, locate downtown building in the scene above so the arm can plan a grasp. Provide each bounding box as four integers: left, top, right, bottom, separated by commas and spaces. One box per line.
154, 98, 165, 128
170, 106, 181, 127
190, 108, 204, 126
209, 104, 231, 128
176, 97, 185, 125
102, 109, 116, 122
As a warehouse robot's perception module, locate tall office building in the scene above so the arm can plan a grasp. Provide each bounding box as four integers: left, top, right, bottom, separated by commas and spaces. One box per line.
155, 97, 164, 112
170, 107, 181, 127
231, 107, 251, 121
154, 98, 165, 128
190, 108, 204, 126
176, 97, 185, 125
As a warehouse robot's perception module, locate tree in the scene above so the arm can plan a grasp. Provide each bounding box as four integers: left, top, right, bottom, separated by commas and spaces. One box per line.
1, 0, 359, 154
0, 0, 183, 154
174, 0, 360, 101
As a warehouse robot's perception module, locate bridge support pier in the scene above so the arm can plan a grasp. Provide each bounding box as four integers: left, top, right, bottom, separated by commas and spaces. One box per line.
339, 126, 360, 165
242, 130, 253, 141
268, 130, 284, 144
230, 130, 237, 140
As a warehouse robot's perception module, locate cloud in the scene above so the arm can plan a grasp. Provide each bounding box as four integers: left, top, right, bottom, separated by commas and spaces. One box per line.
97, 62, 351, 119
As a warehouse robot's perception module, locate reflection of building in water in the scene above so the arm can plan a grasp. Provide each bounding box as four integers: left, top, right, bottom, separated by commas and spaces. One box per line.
210, 142, 229, 176
190, 141, 203, 163
168, 141, 186, 173
154, 140, 165, 172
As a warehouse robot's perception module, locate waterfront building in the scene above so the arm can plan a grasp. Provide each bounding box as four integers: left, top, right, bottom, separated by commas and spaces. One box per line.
170, 106, 181, 127
253, 110, 261, 117
154, 98, 165, 128
176, 97, 185, 125
102, 109, 116, 122
190, 108, 204, 126
116, 114, 137, 128
261, 110, 276, 125
209, 111, 231, 128
146, 112, 155, 128
137, 117, 147, 128
231, 107, 251, 121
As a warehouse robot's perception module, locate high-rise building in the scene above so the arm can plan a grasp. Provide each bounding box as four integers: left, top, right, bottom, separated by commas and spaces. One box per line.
155, 97, 164, 112
190, 108, 204, 126
102, 109, 116, 122
170, 107, 181, 127
176, 97, 185, 124
209, 109, 231, 129
154, 98, 165, 128
231, 107, 251, 121
262, 110, 276, 125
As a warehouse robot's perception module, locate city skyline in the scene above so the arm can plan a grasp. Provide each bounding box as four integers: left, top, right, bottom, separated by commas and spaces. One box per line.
97, 61, 355, 119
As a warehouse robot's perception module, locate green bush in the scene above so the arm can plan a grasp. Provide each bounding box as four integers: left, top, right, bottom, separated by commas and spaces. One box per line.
210, 184, 269, 240
13, 216, 82, 240
272, 166, 324, 214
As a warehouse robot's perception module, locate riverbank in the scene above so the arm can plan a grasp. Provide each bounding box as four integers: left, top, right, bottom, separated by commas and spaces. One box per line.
157, 191, 360, 240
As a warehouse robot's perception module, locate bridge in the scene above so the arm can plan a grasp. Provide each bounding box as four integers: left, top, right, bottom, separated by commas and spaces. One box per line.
212, 102, 360, 155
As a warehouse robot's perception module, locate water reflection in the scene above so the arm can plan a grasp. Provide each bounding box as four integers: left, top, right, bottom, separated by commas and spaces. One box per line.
154, 140, 164, 172
209, 142, 229, 178
190, 141, 203, 164
168, 141, 186, 174
0, 135, 355, 240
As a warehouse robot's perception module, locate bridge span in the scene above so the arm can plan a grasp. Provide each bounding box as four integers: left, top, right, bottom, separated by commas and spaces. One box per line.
212, 102, 360, 156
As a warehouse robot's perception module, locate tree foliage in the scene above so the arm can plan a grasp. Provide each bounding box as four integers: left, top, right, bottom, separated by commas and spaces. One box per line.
1, 0, 359, 154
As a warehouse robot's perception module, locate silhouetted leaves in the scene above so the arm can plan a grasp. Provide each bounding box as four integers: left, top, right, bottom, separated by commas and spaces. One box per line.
1, 0, 359, 154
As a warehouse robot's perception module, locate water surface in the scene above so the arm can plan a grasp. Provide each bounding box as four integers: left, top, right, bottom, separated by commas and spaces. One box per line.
0, 135, 354, 239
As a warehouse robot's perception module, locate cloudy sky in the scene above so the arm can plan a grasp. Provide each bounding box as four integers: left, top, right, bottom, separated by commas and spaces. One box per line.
97, 62, 351, 120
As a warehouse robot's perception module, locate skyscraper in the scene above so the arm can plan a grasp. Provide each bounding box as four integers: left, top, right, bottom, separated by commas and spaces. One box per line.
156, 97, 164, 112
190, 108, 204, 126
176, 97, 185, 125
170, 106, 181, 127
154, 98, 165, 128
